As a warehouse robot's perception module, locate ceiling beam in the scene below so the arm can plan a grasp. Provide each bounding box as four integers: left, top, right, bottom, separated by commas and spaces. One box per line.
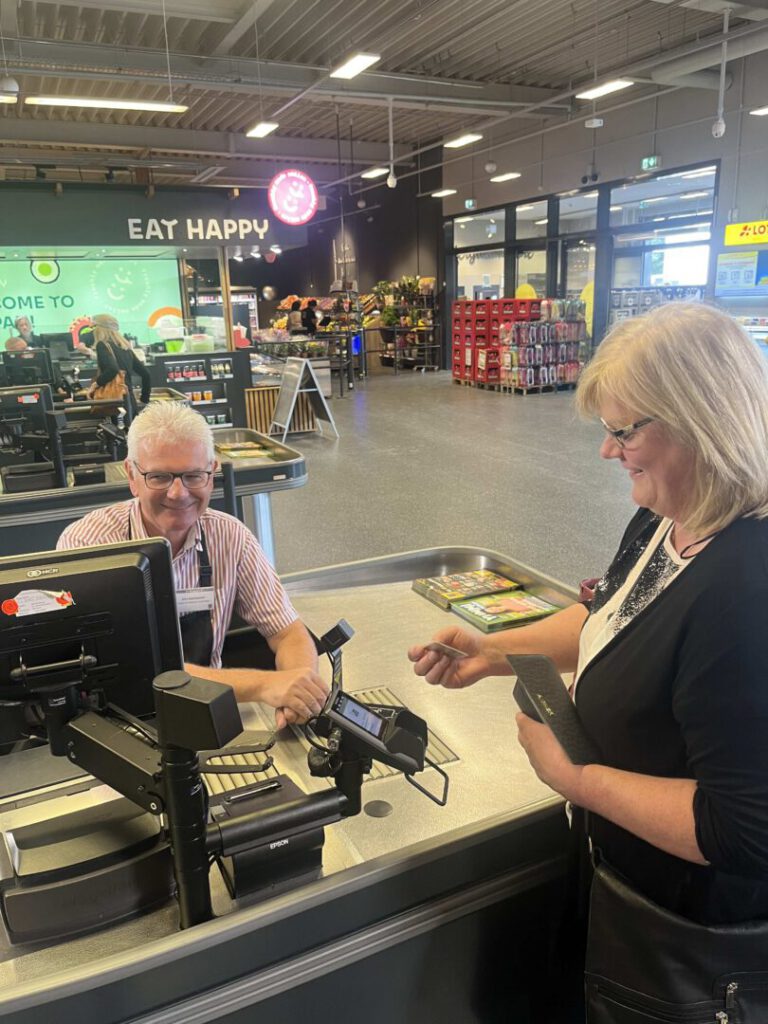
0, 0, 19, 36
0, 116, 406, 168
213, 0, 279, 55
4, 38, 567, 114
34, 0, 243, 22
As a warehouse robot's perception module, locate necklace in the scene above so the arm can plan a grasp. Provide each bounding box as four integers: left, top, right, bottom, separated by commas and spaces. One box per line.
676, 529, 721, 560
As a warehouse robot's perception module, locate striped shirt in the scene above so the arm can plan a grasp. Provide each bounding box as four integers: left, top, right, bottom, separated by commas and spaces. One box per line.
57, 499, 298, 668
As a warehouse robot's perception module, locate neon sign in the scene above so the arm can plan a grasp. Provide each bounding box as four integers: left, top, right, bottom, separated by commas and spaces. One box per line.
268, 169, 319, 226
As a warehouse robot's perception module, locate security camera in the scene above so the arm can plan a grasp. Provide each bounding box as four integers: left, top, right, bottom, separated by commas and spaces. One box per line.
386, 170, 397, 189
712, 118, 726, 139
357, 198, 366, 209
484, 160, 497, 174
581, 175, 589, 185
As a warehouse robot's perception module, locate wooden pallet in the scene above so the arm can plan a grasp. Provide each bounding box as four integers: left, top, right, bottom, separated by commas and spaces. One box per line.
512, 384, 556, 396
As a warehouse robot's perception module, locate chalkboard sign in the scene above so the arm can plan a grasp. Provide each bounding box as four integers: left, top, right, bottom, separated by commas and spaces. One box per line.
269, 357, 339, 441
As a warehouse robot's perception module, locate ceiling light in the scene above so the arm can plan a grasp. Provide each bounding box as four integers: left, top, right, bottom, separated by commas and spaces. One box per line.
329, 53, 380, 79
251, 250, 262, 259
0, 95, 17, 105
535, 218, 548, 225
444, 133, 483, 149
610, 205, 622, 212
680, 168, 716, 179
232, 254, 244, 262
432, 189, 457, 198
270, 245, 282, 253
490, 171, 521, 182
25, 96, 188, 113
679, 191, 710, 199
641, 196, 666, 204
749, 106, 768, 116
581, 191, 599, 198
653, 216, 666, 222
576, 79, 634, 101
361, 166, 388, 179
517, 204, 535, 212
246, 121, 279, 138
455, 216, 474, 223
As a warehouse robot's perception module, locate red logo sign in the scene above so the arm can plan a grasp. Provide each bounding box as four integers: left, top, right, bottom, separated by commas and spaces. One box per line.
268, 169, 319, 226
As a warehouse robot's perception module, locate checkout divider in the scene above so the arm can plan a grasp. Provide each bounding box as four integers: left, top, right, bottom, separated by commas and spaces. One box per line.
0, 546, 579, 1024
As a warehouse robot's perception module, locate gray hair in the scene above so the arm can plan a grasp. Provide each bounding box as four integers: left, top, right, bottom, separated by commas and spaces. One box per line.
127, 401, 215, 464
576, 302, 768, 535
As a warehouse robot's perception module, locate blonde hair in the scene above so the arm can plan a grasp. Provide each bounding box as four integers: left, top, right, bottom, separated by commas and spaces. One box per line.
576, 302, 768, 535
91, 313, 131, 350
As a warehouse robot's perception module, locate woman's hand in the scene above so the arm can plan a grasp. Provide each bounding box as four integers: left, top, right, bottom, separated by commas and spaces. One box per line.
408, 626, 504, 689
516, 712, 584, 802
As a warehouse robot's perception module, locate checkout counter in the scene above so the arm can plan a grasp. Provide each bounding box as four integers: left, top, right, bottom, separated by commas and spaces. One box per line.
0, 547, 577, 1024
0, 428, 307, 564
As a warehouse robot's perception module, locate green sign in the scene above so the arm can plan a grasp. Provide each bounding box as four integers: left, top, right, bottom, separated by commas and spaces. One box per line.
641, 155, 661, 171
0, 257, 182, 345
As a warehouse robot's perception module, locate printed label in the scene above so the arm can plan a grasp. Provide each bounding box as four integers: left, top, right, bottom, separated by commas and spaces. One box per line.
1, 590, 75, 617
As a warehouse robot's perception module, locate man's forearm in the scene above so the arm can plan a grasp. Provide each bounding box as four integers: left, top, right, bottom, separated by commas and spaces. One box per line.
270, 621, 318, 672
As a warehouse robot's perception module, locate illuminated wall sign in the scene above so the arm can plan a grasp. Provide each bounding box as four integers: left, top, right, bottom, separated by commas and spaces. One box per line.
724, 220, 768, 246
268, 169, 319, 226
715, 250, 768, 297
641, 154, 661, 171
126, 217, 269, 242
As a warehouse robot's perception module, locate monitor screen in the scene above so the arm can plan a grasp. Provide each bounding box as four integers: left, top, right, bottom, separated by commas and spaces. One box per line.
39, 333, 75, 361
2, 349, 55, 387
0, 540, 183, 750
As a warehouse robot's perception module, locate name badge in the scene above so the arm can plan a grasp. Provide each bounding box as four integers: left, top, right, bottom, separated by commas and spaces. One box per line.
176, 587, 215, 615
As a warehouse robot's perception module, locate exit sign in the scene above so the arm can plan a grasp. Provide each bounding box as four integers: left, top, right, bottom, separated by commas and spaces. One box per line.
641, 155, 661, 171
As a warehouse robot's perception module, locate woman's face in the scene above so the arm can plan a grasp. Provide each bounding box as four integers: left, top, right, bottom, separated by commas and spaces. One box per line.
599, 397, 696, 523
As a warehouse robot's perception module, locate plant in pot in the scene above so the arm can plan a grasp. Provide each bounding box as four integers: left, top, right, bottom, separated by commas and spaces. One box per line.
379, 306, 399, 351
372, 280, 394, 309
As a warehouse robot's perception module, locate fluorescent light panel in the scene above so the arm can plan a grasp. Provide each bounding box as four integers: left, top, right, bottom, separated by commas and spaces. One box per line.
0, 95, 17, 105
26, 96, 188, 113
749, 105, 768, 116
432, 189, 457, 198
246, 121, 279, 138
329, 53, 380, 79
516, 205, 535, 212
534, 218, 548, 225
575, 79, 633, 100
679, 191, 710, 199
490, 171, 521, 182
360, 166, 389, 179
444, 133, 483, 149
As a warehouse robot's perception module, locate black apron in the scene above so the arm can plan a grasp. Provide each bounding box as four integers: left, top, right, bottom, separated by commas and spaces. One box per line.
129, 514, 214, 666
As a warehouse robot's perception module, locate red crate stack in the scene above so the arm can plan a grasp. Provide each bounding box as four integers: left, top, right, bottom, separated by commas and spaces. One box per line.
451, 299, 472, 380
475, 345, 501, 384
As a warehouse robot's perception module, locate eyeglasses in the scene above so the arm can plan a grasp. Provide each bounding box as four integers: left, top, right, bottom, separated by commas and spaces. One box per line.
132, 463, 213, 490
599, 416, 655, 449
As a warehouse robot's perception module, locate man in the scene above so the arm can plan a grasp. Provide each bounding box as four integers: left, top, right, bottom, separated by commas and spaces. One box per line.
57, 401, 327, 728
13, 316, 37, 347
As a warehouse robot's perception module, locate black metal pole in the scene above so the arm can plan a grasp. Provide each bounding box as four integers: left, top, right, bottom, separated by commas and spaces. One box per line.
161, 744, 213, 928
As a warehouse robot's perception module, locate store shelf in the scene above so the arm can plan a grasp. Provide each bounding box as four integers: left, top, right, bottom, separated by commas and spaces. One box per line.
191, 399, 229, 407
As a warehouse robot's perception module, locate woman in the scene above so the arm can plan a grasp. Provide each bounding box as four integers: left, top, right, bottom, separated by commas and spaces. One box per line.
287, 300, 304, 336
85, 313, 151, 413
409, 302, 768, 1020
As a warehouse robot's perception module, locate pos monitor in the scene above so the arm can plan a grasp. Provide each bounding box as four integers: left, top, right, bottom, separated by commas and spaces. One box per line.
2, 349, 55, 387
0, 539, 183, 753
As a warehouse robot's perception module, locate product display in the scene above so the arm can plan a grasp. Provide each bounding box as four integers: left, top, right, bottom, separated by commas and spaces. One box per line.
452, 298, 587, 394
412, 569, 518, 609
608, 286, 703, 329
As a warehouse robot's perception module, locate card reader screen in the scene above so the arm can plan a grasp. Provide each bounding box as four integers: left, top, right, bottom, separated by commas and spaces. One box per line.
335, 693, 386, 738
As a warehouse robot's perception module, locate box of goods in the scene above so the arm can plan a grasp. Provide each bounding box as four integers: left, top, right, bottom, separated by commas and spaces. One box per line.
512, 299, 541, 321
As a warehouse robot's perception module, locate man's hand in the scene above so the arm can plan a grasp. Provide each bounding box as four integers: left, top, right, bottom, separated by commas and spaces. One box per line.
258, 668, 329, 730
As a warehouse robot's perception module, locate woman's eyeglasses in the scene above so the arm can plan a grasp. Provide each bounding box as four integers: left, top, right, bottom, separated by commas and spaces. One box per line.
599, 416, 655, 449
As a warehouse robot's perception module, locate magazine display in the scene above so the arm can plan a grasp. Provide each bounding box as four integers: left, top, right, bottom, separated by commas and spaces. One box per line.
451, 590, 558, 632
412, 569, 518, 610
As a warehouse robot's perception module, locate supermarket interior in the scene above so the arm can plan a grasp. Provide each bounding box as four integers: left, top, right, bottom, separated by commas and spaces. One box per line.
1, 2, 768, 1022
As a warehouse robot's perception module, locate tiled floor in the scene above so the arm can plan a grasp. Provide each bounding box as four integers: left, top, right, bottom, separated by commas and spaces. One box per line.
271, 371, 637, 588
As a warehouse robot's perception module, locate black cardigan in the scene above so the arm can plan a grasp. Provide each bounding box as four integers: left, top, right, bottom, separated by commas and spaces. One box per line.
95, 340, 151, 404
576, 508, 768, 924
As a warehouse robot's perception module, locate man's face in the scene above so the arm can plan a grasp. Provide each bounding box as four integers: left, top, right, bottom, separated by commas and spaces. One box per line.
15, 318, 32, 339
126, 439, 217, 541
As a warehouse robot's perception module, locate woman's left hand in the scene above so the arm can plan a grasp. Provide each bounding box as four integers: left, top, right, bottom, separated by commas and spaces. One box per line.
516, 713, 584, 803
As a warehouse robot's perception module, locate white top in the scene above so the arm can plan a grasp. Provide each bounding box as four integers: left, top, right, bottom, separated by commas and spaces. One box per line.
575, 517, 689, 689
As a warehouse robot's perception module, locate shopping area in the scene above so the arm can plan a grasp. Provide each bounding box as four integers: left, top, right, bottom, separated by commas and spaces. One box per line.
1, 3, 768, 1022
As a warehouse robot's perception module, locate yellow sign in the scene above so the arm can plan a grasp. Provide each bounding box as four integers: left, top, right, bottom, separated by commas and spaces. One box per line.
724, 221, 768, 246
